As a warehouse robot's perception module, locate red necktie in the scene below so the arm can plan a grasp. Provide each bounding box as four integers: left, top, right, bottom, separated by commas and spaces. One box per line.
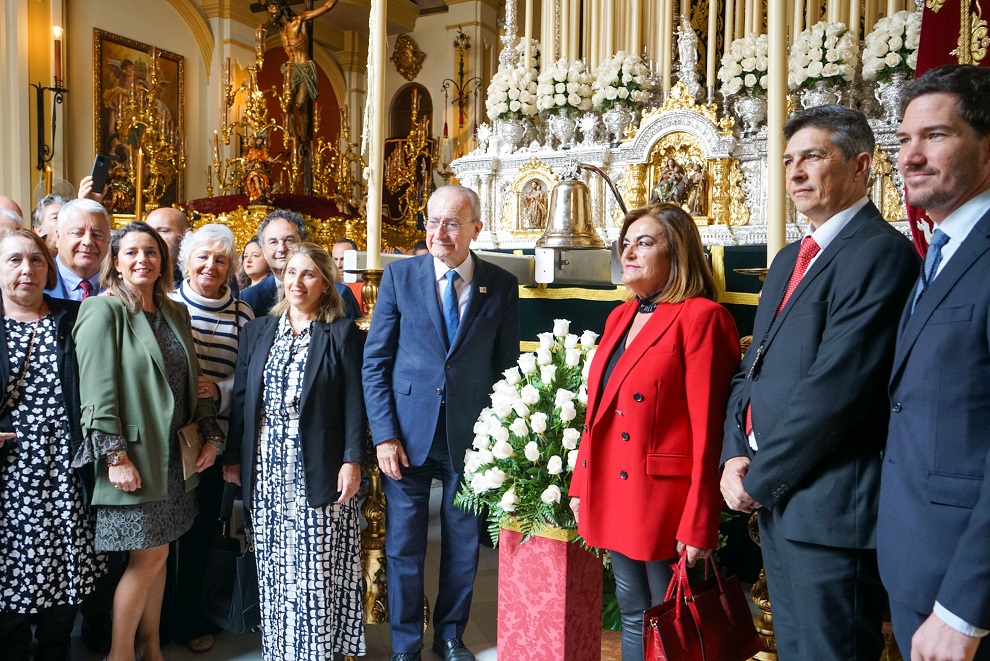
79, 279, 93, 300
746, 236, 821, 436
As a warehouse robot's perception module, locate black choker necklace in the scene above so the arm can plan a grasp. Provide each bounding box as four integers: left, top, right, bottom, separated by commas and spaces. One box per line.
636, 292, 662, 314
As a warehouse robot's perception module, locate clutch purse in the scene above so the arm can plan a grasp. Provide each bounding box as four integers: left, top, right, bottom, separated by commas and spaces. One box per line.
177, 422, 202, 480
643, 554, 763, 661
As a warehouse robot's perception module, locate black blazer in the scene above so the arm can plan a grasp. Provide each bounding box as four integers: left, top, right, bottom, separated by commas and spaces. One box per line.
224, 314, 366, 508
0, 296, 91, 499
721, 203, 919, 548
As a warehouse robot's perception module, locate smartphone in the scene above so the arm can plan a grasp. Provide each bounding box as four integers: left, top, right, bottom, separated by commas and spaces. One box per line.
90, 154, 110, 193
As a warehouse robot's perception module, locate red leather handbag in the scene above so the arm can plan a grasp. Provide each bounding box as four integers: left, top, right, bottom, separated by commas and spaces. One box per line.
643, 554, 763, 661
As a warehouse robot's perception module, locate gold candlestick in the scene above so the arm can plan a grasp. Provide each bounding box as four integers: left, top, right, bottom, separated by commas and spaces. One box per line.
135, 147, 145, 221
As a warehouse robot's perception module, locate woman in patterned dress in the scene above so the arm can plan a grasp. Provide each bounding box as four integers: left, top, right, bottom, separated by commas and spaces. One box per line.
224, 242, 366, 660
167, 224, 253, 652
72, 222, 222, 661
0, 228, 105, 661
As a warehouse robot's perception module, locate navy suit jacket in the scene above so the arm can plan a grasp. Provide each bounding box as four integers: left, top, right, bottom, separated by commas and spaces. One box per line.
722, 203, 918, 548
224, 314, 366, 508
362, 252, 519, 474
240, 273, 361, 320
879, 207, 990, 630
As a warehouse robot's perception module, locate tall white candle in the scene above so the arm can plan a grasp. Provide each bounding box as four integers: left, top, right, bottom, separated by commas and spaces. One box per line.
707, 0, 717, 95
604, 0, 614, 58
524, 0, 533, 70
560, 0, 569, 61
767, 0, 788, 262
631, 0, 642, 55
724, 0, 735, 57
850, 0, 861, 40
792, 0, 804, 43
662, 0, 674, 90
886, 0, 897, 17
865, 0, 878, 37
365, 0, 387, 270
744, 0, 754, 35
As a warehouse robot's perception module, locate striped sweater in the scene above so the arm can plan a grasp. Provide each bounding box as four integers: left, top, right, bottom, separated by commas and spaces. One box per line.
170, 282, 254, 423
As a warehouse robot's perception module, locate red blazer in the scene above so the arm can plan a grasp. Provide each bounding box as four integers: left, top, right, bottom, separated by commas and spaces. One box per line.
569, 297, 739, 561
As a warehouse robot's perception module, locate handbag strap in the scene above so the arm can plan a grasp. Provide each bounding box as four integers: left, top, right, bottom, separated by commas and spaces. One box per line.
219, 481, 237, 524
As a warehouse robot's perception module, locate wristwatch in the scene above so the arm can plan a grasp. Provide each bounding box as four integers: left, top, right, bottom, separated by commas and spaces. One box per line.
106, 450, 128, 466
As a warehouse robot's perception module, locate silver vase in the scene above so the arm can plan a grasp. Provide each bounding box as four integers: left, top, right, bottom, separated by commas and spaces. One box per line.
875, 71, 910, 124
800, 79, 841, 109
733, 95, 768, 136
601, 105, 634, 146
547, 108, 577, 149
496, 118, 526, 154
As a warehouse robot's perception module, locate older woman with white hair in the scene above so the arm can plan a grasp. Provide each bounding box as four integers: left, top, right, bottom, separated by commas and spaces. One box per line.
168, 223, 253, 652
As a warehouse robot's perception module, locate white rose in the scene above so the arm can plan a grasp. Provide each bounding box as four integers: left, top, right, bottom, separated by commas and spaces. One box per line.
490, 425, 510, 444
500, 488, 519, 512
518, 352, 537, 374
541, 365, 557, 385
503, 366, 522, 386
486, 467, 507, 489
559, 400, 577, 422
541, 485, 562, 504
567, 449, 579, 469
744, 73, 757, 88
553, 319, 570, 337
512, 400, 530, 418
492, 398, 512, 418
472, 434, 491, 451
477, 447, 494, 465
538, 332, 555, 349
562, 427, 581, 450
884, 52, 902, 68
605, 87, 618, 100
567, 93, 582, 107
536, 348, 553, 366
530, 412, 548, 433
473, 419, 489, 436
582, 348, 597, 379
907, 52, 918, 69
822, 63, 840, 77
577, 384, 588, 405
492, 439, 514, 459
509, 100, 522, 113
555, 388, 576, 406
580, 330, 599, 347
547, 455, 563, 475
807, 61, 824, 77
565, 347, 582, 367
509, 417, 529, 437
617, 87, 630, 100
888, 35, 903, 51
471, 473, 490, 493
520, 384, 541, 405
554, 93, 567, 107
524, 441, 540, 462
464, 450, 483, 475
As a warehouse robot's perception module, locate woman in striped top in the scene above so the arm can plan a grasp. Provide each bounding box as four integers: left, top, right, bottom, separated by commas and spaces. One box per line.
168, 223, 254, 652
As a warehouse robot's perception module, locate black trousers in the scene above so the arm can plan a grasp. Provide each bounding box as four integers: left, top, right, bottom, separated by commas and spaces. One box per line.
610, 550, 675, 661
0, 604, 77, 661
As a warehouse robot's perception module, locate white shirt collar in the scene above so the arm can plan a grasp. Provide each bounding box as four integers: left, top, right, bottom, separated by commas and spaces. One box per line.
433, 254, 475, 285
934, 187, 990, 245
806, 196, 870, 252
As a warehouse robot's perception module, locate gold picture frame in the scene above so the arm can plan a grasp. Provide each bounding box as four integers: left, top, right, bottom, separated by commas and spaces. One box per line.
93, 29, 185, 209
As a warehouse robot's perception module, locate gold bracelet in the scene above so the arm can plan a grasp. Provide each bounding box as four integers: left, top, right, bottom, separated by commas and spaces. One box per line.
106, 450, 128, 466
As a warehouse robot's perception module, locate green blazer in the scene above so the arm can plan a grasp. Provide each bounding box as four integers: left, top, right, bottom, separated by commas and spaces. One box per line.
74, 295, 216, 506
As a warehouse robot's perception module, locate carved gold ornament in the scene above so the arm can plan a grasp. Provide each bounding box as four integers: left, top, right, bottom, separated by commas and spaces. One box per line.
391, 34, 426, 82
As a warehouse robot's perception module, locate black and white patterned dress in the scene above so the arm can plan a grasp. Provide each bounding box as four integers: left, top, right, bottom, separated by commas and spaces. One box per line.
252, 315, 365, 659
92, 309, 198, 551
0, 315, 105, 612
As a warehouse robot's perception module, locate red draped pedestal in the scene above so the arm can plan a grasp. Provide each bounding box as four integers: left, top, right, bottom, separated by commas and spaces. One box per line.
498, 527, 602, 661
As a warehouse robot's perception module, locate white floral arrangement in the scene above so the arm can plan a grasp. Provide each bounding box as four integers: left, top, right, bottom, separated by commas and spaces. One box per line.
591, 51, 654, 111
485, 63, 539, 122
536, 57, 594, 116
862, 10, 921, 81
455, 319, 598, 545
717, 33, 769, 98
787, 21, 859, 90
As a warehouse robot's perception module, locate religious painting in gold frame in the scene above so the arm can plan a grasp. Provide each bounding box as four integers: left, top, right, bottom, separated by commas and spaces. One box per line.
501, 157, 559, 240
93, 29, 185, 209
646, 132, 710, 225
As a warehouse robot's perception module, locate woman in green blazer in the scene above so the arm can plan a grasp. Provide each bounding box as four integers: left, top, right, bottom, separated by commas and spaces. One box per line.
73, 222, 220, 661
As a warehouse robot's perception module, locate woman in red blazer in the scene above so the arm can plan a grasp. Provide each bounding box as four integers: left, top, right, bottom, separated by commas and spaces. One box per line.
568, 204, 739, 661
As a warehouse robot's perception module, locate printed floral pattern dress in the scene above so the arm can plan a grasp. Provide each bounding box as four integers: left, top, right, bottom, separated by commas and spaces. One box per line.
0, 315, 105, 612
252, 315, 365, 659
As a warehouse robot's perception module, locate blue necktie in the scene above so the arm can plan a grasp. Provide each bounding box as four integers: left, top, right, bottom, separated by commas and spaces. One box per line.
912, 229, 950, 313
443, 270, 460, 344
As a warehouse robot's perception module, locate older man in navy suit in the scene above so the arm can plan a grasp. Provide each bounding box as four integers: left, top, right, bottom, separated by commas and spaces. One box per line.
363, 185, 519, 661
879, 65, 990, 661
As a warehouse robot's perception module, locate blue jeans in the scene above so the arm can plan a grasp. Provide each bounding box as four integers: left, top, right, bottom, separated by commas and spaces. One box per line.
610, 550, 675, 661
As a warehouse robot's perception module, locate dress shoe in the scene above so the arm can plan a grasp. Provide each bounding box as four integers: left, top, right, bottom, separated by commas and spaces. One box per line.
186, 634, 215, 653
390, 653, 422, 661
432, 638, 476, 661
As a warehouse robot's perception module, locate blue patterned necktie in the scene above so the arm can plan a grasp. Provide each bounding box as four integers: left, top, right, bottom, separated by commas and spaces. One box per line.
443, 270, 460, 344
912, 229, 950, 313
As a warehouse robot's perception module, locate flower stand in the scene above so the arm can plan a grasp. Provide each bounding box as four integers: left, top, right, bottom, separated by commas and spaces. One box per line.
497, 527, 602, 661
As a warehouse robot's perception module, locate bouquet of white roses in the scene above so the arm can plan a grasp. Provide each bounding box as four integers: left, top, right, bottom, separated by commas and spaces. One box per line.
591, 51, 654, 112
455, 319, 598, 545
536, 57, 594, 116
717, 33, 769, 98
788, 21, 859, 90
862, 10, 921, 81
485, 63, 539, 122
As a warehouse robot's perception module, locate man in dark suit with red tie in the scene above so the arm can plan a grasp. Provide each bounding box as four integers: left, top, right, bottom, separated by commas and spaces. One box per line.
720, 106, 919, 659
363, 185, 519, 661
879, 65, 990, 661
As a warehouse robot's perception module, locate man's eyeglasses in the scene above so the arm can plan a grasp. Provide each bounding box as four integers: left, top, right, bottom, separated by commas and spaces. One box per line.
425, 220, 470, 234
